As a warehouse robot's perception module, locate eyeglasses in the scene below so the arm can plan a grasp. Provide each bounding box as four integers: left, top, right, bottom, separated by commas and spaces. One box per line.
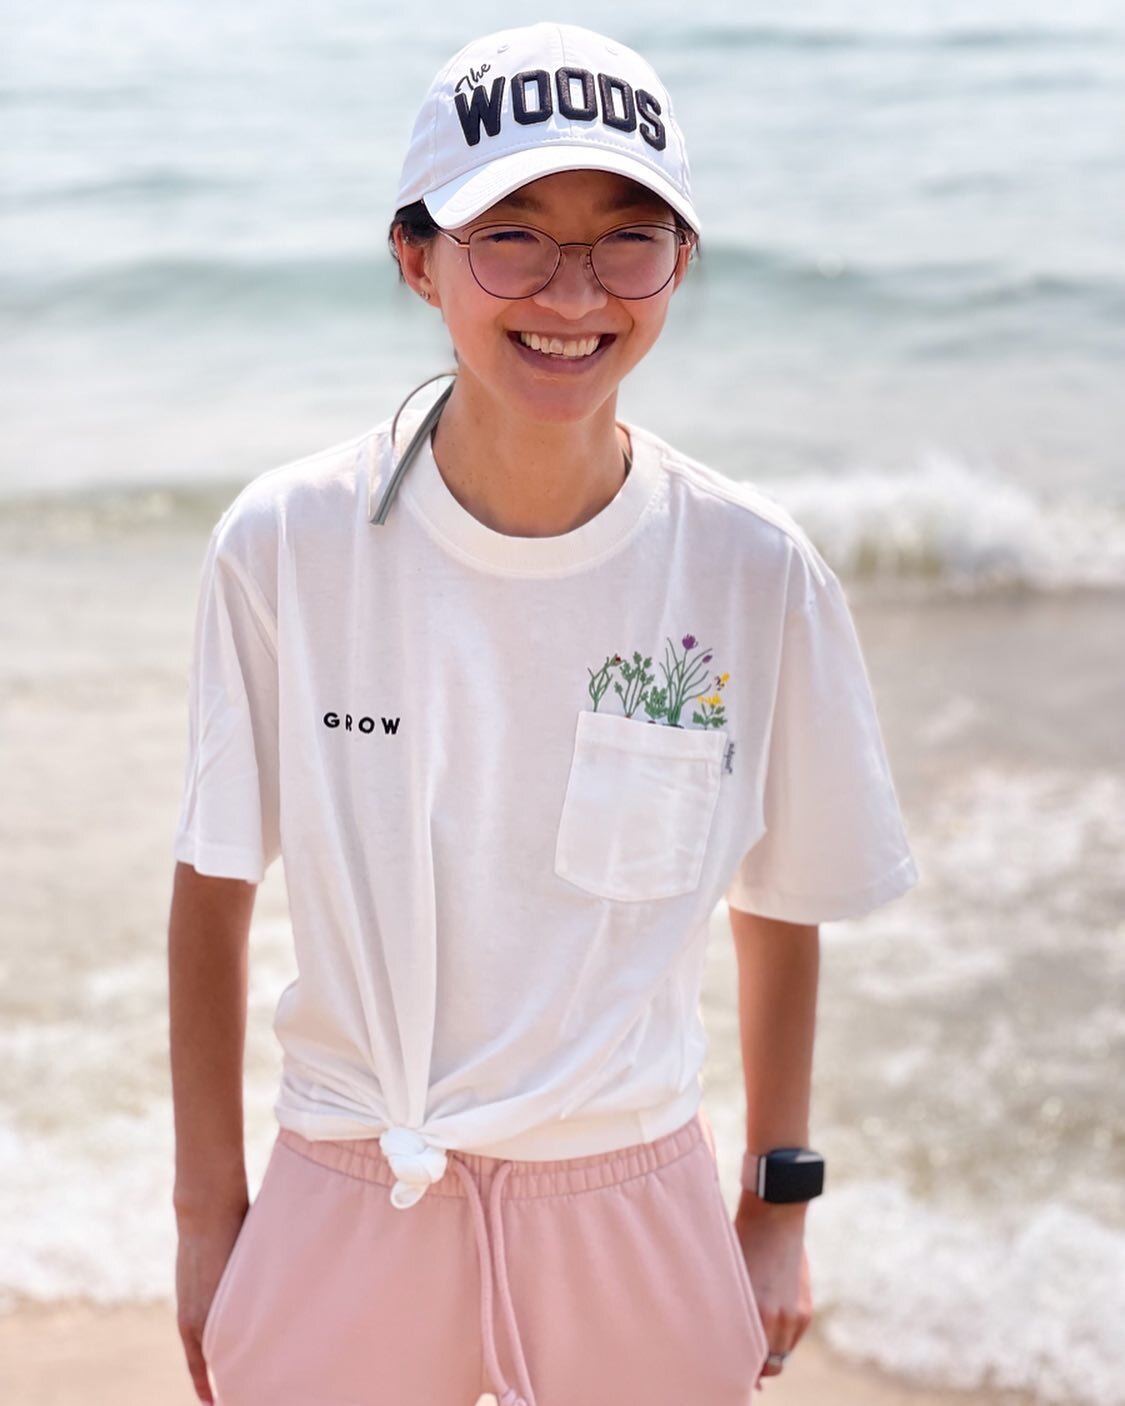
437, 221, 691, 301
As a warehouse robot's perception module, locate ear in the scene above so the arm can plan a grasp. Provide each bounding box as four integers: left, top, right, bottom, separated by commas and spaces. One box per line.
394, 226, 440, 307
670, 235, 695, 292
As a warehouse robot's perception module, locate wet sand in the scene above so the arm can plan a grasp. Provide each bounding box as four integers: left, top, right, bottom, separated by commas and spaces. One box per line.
0, 1300, 1037, 1406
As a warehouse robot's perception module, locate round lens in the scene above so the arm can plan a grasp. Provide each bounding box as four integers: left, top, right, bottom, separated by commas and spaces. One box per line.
468, 226, 558, 298
592, 225, 680, 298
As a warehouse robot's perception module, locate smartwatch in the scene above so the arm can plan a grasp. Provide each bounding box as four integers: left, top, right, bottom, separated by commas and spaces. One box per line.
741, 1147, 825, 1204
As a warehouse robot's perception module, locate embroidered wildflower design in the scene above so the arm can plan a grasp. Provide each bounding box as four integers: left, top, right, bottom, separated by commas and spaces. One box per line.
693, 672, 730, 729
642, 684, 669, 722
612, 651, 656, 718
586, 635, 730, 729
587, 653, 623, 710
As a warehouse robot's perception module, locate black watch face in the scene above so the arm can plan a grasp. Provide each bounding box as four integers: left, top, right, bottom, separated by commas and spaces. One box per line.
764, 1150, 824, 1203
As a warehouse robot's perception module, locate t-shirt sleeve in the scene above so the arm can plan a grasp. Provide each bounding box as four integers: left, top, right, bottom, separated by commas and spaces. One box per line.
724, 543, 919, 924
172, 517, 281, 884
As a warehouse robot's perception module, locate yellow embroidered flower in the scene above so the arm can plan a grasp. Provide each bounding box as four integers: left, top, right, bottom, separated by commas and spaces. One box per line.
719, 672, 730, 685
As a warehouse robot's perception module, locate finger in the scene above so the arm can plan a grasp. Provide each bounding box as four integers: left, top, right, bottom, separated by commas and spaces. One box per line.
180, 1325, 215, 1405
758, 1307, 789, 1375
789, 1308, 813, 1351
758, 1314, 797, 1378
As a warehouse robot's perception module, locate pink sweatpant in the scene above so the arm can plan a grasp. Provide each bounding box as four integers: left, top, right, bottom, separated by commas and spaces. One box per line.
202, 1105, 770, 1405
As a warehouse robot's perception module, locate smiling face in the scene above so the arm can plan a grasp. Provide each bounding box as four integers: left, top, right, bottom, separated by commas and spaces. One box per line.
395, 168, 694, 427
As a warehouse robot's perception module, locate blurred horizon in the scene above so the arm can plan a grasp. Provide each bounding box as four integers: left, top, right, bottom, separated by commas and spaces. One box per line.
3, 3, 1124, 551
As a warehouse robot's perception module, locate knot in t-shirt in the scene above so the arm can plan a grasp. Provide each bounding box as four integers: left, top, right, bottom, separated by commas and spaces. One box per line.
378, 1125, 448, 1209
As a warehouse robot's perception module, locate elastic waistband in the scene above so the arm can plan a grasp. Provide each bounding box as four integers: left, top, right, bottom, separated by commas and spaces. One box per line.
276, 1107, 708, 1201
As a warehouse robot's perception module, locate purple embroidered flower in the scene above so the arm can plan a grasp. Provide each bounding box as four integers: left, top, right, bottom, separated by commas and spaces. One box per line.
681, 634, 696, 650
702, 653, 712, 663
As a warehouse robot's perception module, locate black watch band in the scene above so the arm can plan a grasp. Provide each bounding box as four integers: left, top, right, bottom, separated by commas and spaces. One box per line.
741, 1146, 825, 1203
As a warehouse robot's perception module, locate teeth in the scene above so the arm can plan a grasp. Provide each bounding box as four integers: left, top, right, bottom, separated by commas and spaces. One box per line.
517, 331, 603, 358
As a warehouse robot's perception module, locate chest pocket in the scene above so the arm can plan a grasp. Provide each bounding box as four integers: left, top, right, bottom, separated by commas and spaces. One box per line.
554, 709, 727, 903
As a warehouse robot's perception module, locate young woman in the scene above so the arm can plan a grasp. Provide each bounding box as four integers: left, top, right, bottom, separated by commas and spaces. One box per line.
169, 21, 919, 1406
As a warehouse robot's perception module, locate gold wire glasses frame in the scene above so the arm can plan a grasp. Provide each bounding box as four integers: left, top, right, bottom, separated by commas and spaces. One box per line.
436, 221, 692, 300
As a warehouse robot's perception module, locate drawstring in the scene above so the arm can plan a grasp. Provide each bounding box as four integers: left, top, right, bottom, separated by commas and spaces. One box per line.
446, 1157, 536, 1406
378, 1125, 535, 1404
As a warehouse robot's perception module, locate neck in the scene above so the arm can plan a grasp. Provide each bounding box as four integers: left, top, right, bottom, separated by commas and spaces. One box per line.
427, 373, 632, 539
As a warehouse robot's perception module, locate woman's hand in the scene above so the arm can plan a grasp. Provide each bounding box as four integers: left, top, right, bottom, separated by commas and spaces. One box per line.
175, 1201, 249, 1405
735, 1196, 813, 1384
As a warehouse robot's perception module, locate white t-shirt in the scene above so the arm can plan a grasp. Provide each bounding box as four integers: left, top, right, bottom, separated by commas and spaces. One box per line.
173, 408, 919, 1208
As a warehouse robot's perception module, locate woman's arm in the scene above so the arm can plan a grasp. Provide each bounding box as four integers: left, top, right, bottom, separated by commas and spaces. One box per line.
168, 861, 257, 1224
728, 906, 819, 1377
729, 906, 819, 1226
168, 861, 258, 1401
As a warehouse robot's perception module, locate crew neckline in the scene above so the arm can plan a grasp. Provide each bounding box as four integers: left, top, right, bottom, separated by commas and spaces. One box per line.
395, 414, 666, 576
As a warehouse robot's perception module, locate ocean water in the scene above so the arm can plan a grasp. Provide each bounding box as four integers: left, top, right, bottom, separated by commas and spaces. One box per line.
1, 2, 1123, 1403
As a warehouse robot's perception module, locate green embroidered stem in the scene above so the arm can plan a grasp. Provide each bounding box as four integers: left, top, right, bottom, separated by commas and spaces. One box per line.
587, 653, 622, 710
612, 651, 655, 718
661, 635, 712, 726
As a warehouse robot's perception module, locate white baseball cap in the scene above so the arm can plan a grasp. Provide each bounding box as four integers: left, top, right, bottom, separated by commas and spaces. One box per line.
394, 21, 702, 236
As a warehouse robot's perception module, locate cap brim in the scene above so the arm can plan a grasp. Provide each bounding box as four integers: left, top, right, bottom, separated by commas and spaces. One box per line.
422, 142, 702, 236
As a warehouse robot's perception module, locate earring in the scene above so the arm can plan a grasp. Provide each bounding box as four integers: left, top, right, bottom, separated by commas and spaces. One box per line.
421, 290, 431, 302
